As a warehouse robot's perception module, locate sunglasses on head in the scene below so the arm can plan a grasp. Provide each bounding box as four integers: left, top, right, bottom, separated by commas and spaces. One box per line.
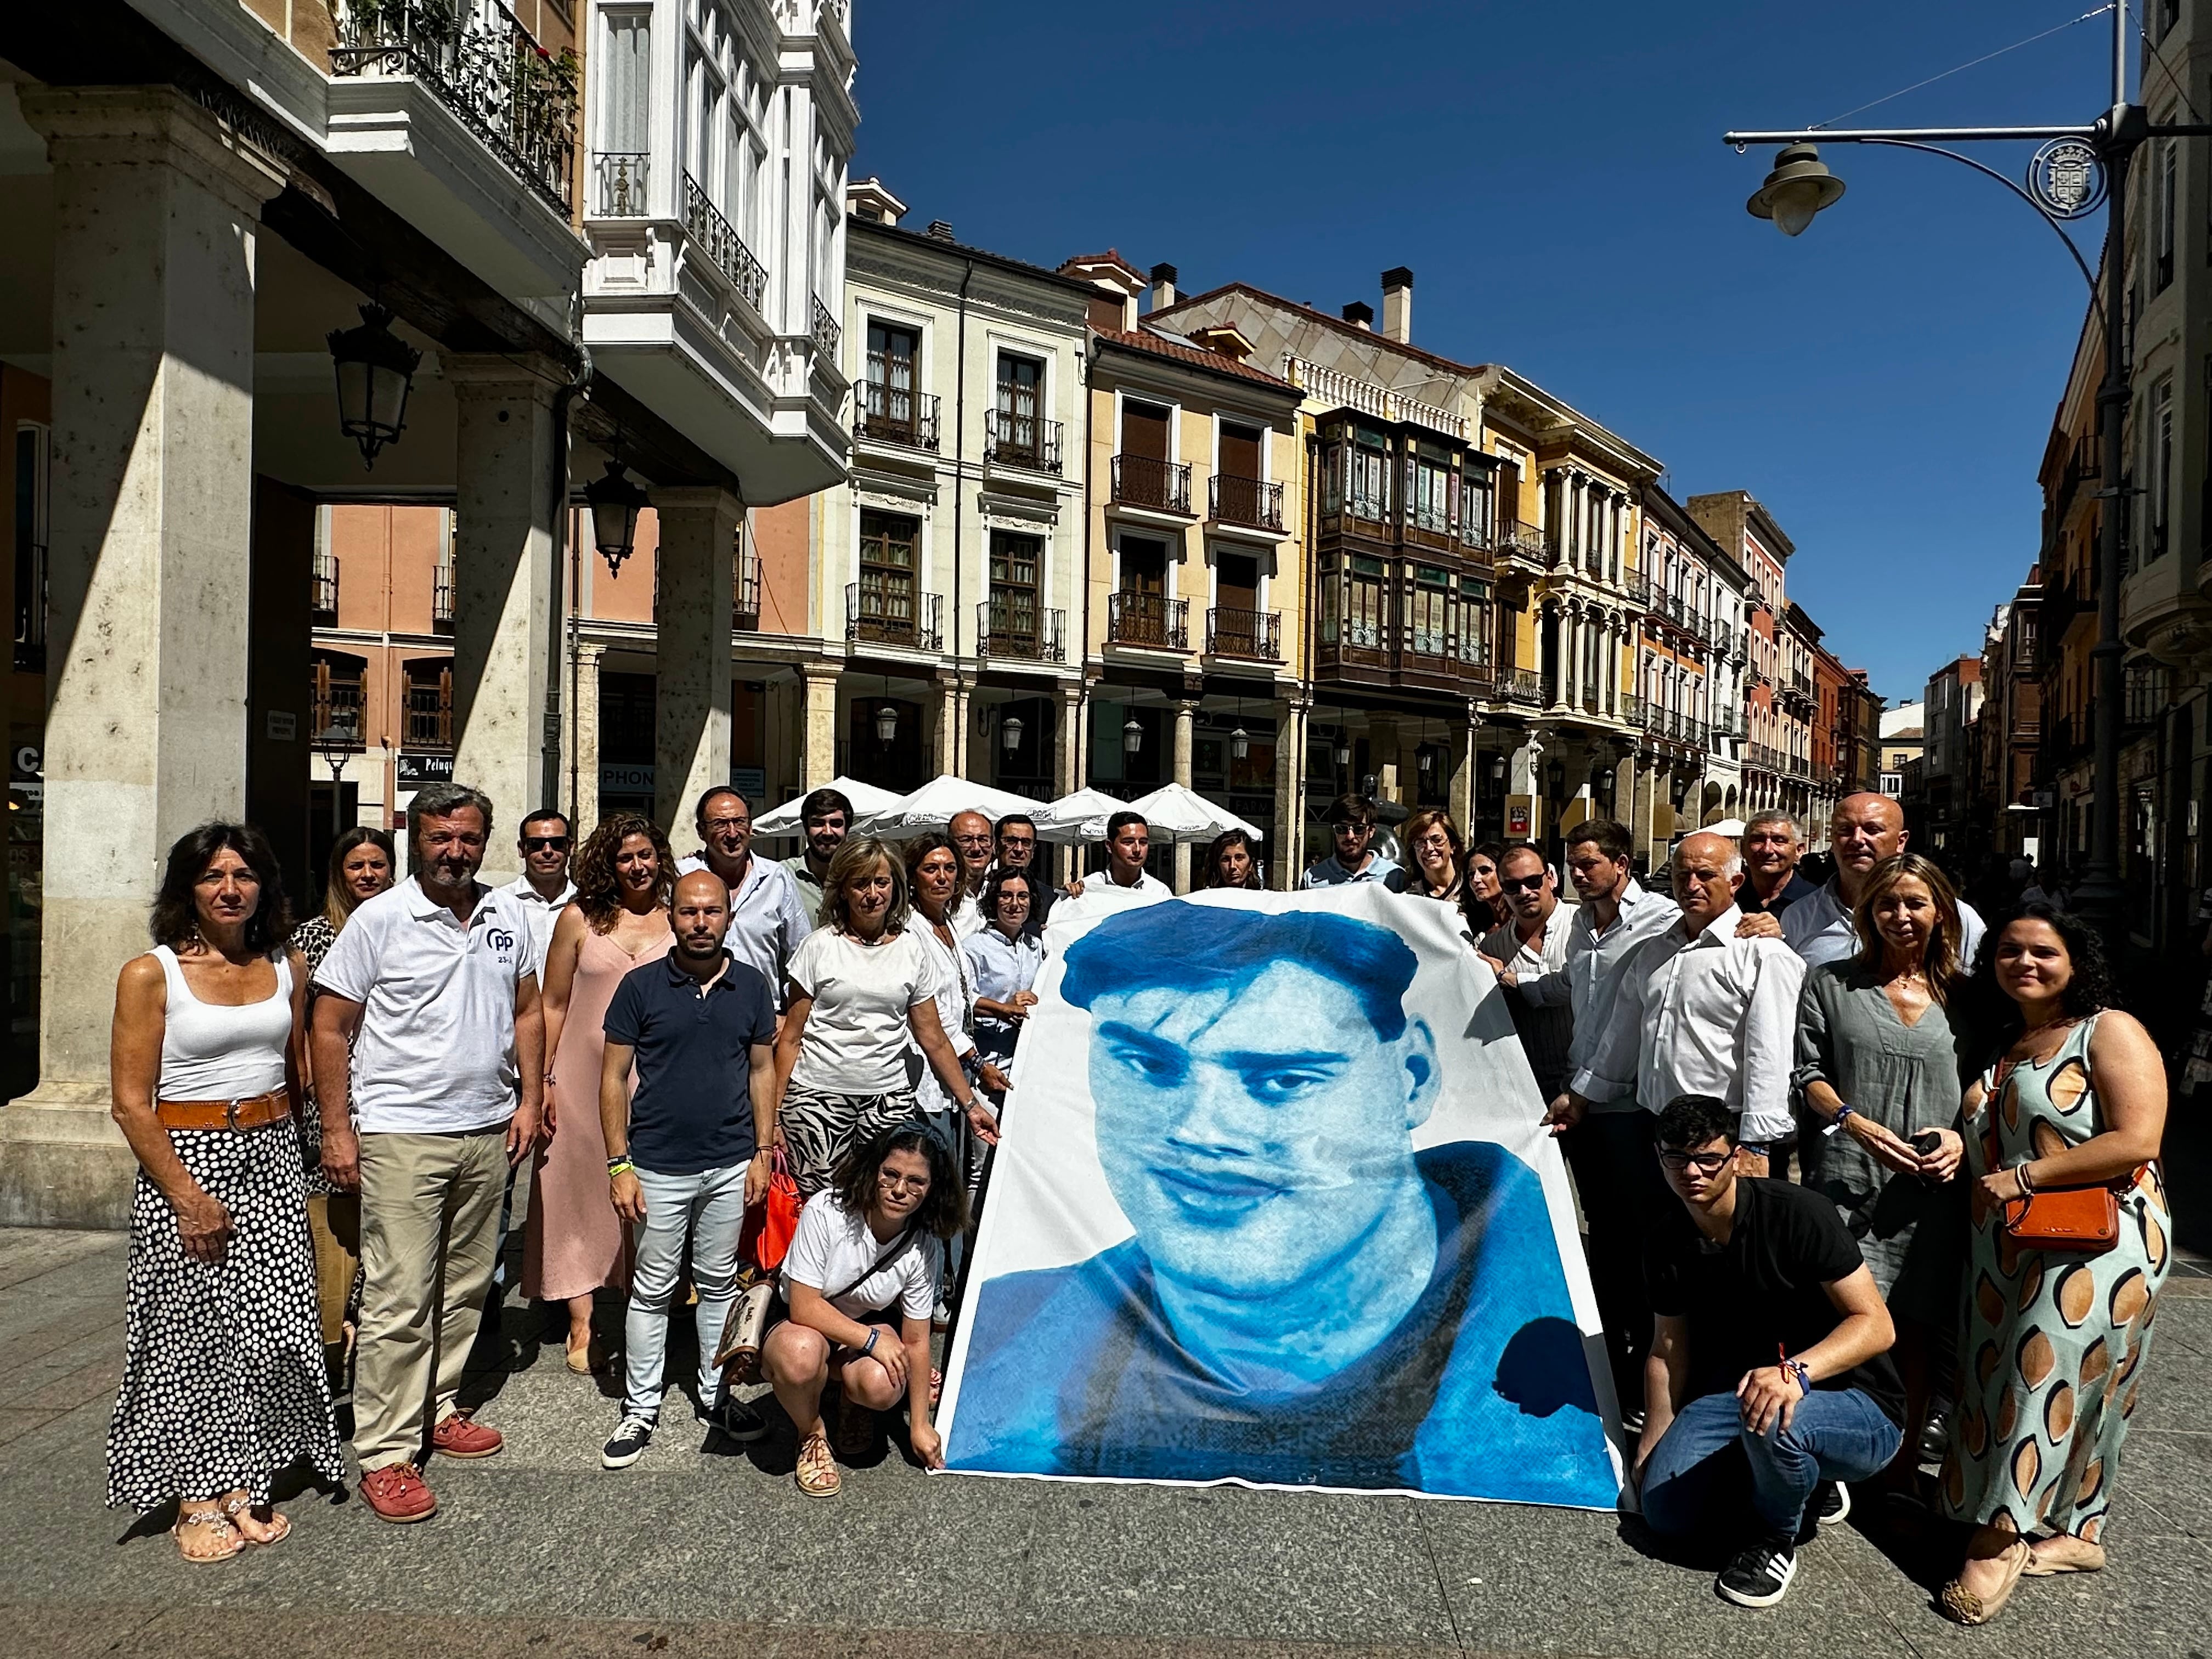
522, 836, 569, 852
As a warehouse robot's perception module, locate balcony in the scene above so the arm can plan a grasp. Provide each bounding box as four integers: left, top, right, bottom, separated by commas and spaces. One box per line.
1624, 569, 1653, 607
331, 0, 580, 213
591, 151, 648, 217
1495, 518, 1556, 571
855, 382, 940, 451
734, 554, 760, 633
312, 551, 339, 626
1501, 667, 1544, 707
1108, 591, 1189, 650
312, 677, 366, 751
846, 584, 944, 652
1111, 454, 1192, 514
977, 597, 1066, 663
1207, 606, 1283, 661
810, 295, 843, 359
1209, 474, 1284, 533
433, 561, 454, 634
681, 172, 769, 314
985, 410, 1063, 475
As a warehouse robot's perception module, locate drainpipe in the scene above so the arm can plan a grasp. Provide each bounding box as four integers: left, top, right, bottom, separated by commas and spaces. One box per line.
950, 259, 974, 778
544, 342, 592, 811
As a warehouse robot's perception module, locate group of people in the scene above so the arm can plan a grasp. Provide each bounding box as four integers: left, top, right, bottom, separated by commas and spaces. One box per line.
103, 777, 2172, 1628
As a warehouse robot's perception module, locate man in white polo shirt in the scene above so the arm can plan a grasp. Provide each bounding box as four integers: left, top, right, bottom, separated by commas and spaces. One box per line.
312, 782, 546, 1526
676, 786, 810, 1005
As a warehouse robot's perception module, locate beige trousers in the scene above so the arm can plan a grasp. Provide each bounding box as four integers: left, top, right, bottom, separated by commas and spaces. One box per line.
352, 1125, 509, 1472
304, 1192, 360, 1349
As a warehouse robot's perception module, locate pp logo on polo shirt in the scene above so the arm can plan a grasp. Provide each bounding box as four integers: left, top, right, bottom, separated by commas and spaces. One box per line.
484, 926, 519, 964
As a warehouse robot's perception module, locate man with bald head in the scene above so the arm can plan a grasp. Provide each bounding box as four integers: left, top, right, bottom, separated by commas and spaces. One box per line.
1781, 793, 1985, 969
1557, 831, 1807, 1178
596, 868, 780, 1466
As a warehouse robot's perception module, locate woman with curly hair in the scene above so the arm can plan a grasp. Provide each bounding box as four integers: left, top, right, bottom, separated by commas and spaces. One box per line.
106, 823, 343, 1561
1936, 904, 2172, 1625
527, 812, 674, 1373
763, 1125, 967, 1496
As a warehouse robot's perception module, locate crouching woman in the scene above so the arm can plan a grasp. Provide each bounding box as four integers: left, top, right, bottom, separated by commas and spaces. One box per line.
763, 1126, 967, 1496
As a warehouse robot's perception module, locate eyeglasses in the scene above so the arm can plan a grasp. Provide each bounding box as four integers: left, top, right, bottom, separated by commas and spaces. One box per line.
1499, 872, 1548, 894
877, 1172, 930, 1193
1658, 1149, 1734, 1175
703, 817, 749, 834
1330, 821, 1371, 833
522, 836, 569, 853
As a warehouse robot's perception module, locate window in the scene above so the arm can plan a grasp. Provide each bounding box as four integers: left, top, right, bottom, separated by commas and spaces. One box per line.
1462, 463, 1495, 547
1114, 536, 1175, 646
997, 354, 1045, 463
596, 8, 651, 215
1406, 444, 1452, 534
856, 510, 920, 643
402, 658, 454, 751
14, 420, 48, 672
987, 530, 1041, 652
2150, 377, 2173, 561
1348, 427, 1391, 522
310, 651, 366, 748
2157, 140, 2177, 293
864, 319, 922, 441
1458, 575, 1492, 667
1408, 565, 1451, 655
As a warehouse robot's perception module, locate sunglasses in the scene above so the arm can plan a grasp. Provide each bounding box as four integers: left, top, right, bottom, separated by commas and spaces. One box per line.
1499, 872, 1548, 894
522, 836, 570, 852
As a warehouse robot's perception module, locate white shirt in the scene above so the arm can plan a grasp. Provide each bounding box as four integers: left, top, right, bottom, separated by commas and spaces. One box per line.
1079, 867, 1171, 897
1571, 903, 1808, 1144
907, 919, 976, 1115
781, 1191, 943, 1322
1781, 877, 1986, 970
1481, 904, 1576, 1097
313, 877, 539, 1133
785, 928, 946, 1096
949, 890, 989, 940
677, 850, 811, 1007
1517, 877, 1682, 1105
500, 873, 576, 970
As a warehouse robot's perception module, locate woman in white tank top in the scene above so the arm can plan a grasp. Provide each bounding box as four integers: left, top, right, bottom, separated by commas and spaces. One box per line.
105, 824, 343, 1562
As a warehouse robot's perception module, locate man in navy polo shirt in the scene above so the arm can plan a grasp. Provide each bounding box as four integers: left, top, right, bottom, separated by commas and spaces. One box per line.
596, 870, 779, 1469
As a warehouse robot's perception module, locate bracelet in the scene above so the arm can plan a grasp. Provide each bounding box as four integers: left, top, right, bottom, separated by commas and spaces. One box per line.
1824, 1105, 1855, 1137
2017, 1160, 2037, 1194
861, 1329, 880, 1357
607, 1157, 634, 1178
1784, 1358, 1812, 1396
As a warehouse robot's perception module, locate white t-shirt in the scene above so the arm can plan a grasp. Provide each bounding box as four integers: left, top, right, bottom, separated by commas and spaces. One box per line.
785, 928, 945, 1095
313, 877, 538, 1133
1079, 868, 1171, 896
782, 1192, 943, 1322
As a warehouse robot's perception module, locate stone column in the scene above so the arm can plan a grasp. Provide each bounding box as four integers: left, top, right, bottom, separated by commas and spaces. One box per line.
1172, 698, 1197, 892
651, 487, 741, 826
1272, 693, 1306, 889
1367, 713, 1402, 803
448, 354, 566, 881
571, 642, 603, 833
1616, 748, 1641, 854
1, 89, 284, 1227
800, 661, 840, 789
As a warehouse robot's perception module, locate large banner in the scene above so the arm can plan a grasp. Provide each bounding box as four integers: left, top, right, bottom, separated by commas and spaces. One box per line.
938, 883, 1625, 1506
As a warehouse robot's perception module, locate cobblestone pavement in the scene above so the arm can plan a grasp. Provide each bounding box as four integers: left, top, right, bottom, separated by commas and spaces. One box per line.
1, 1226, 2206, 1659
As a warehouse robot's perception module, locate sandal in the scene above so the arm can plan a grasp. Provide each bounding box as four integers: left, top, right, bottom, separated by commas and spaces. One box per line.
794, 1431, 842, 1498
221, 1494, 290, 1547
929, 1367, 943, 1409
2024, 1536, 2106, 1577
171, 1506, 245, 1564
1939, 1537, 2032, 1625
830, 1387, 877, 1457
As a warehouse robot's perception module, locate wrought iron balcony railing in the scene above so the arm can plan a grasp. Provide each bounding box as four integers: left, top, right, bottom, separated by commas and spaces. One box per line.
811, 294, 842, 359
985, 409, 1063, 473
846, 583, 943, 651
1207, 606, 1281, 661
332, 0, 579, 213
1111, 454, 1191, 514
1107, 591, 1188, 650
312, 677, 366, 751
1501, 667, 1544, 706
977, 596, 1065, 663
591, 151, 648, 217
312, 551, 339, 624
733, 554, 760, 633
682, 172, 768, 313
855, 381, 940, 450
1209, 473, 1284, 532
433, 561, 454, 633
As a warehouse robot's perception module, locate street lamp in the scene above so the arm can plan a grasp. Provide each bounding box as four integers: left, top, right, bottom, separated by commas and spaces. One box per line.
584, 460, 651, 577
874, 704, 899, 745
326, 303, 421, 470
1122, 716, 1143, 756
1001, 714, 1024, 755
1230, 725, 1250, 761
1724, 0, 2205, 955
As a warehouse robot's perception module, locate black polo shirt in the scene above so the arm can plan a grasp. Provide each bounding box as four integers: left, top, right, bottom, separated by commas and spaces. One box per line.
602, 949, 777, 1176
1740, 871, 1820, 917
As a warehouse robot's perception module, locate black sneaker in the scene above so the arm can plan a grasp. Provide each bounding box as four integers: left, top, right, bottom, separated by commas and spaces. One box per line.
1717, 1534, 1798, 1608
1918, 1408, 1950, 1466
601, 1413, 656, 1470
699, 1397, 768, 1443
1813, 1481, 1852, 1527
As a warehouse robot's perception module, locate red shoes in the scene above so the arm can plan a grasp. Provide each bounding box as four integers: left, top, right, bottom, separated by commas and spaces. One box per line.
358, 1463, 437, 1524
430, 1412, 504, 1459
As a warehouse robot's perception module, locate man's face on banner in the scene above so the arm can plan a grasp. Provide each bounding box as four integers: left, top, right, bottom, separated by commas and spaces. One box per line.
1084, 961, 1439, 1301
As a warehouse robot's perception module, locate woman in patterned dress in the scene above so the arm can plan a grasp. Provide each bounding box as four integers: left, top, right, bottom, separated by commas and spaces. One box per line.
291, 826, 396, 1367
106, 823, 344, 1561
529, 812, 673, 1374
1937, 904, 2172, 1625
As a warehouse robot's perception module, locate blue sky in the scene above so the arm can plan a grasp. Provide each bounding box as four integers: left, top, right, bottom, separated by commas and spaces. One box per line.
850, 1, 2129, 707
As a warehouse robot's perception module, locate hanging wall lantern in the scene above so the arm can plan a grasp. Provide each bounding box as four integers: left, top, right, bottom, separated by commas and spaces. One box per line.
1122, 717, 1143, 756
584, 459, 652, 577
1001, 714, 1025, 754
326, 303, 422, 470
1230, 725, 1250, 761
874, 704, 899, 744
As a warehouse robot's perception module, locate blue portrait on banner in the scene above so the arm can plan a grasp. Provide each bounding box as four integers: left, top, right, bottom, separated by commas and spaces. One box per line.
938, 885, 1623, 1507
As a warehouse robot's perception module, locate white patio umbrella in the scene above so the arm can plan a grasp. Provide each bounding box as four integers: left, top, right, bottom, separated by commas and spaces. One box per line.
751, 774, 904, 838
1032, 786, 1136, 844
1125, 782, 1264, 845
857, 773, 1045, 839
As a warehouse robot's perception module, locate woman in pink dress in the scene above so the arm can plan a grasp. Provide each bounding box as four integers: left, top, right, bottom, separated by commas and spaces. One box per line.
527, 812, 673, 1374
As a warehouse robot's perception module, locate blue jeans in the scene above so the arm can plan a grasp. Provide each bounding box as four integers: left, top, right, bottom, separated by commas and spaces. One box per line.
1641, 1387, 1903, 1539
622, 1161, 748, 1419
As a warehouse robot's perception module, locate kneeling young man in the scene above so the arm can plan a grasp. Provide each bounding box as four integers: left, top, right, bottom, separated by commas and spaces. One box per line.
1635, 1094, 1903, 1609
597, 871, 780, 1469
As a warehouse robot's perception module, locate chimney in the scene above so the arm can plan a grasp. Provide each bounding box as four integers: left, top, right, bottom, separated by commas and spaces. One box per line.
1341, 301, 1374, 331
926, 219, 956, 242
1148, 261, 1178, 313
1380, 267, 1413, 343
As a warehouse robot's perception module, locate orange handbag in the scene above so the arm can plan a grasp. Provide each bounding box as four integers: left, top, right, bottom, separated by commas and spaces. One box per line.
737, 1146, 803, 1272
1999, 1167, 2144, 1253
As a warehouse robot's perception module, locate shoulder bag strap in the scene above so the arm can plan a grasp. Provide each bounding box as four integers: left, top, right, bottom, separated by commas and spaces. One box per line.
826, 1224, 918, 1305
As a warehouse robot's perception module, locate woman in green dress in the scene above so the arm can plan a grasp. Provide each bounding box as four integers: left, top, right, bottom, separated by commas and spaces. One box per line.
1795, 853, 1970, 1489
1937, 904, 2172, 1626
